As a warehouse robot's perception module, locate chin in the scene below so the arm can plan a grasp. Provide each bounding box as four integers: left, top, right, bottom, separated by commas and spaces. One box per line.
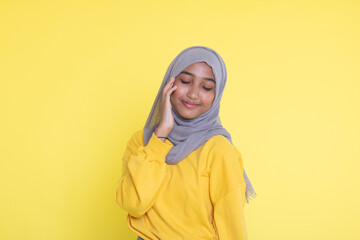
177, 111, 198, 120
181, 115, 195, 120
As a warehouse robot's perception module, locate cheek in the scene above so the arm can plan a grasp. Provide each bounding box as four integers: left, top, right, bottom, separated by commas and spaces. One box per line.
170, 87, 181, 102
201, 92, 215, 107
172, 83, 186, 97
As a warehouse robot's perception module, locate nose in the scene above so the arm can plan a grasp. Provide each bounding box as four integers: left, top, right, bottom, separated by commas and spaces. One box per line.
186, 85, 199, 100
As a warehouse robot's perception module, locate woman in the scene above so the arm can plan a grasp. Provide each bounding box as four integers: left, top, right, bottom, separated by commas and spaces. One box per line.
116, 46, 256, 240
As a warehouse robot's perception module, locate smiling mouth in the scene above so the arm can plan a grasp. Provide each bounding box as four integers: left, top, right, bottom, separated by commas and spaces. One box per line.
182, 100, 200, 108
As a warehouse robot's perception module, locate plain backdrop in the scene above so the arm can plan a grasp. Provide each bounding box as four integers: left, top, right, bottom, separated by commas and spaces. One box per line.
1, 0, 359, 239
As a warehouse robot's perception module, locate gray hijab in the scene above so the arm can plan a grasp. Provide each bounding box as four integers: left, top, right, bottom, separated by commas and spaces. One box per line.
143, 46, 256, 202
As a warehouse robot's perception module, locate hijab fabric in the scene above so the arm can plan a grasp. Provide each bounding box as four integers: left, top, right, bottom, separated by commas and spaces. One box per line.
143, 46, 256, 202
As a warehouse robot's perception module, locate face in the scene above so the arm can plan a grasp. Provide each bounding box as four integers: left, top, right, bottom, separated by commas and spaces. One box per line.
170, 62, 216, 119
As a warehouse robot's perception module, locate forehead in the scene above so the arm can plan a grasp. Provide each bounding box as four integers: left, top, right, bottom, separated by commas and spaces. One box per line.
181, 62, 215, 79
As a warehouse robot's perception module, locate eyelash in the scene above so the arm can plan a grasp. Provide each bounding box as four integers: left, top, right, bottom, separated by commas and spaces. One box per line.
180, 79, 213, 91
180, 79, 190, 84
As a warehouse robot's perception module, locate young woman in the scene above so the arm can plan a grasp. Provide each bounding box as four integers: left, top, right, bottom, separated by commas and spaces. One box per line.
116, 46, 256, 240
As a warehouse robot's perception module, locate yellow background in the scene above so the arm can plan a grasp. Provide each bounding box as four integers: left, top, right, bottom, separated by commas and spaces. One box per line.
1, 0, 359, 239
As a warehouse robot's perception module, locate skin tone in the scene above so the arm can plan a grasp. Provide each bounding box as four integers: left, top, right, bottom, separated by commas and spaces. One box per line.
154, 62, 216, 142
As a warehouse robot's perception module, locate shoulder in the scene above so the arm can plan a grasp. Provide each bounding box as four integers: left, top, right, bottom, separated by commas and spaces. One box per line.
205, 134, 233, 149
203, 135, 240, 158
126, 129, 145, 149
200, 134, 244, 168
131, 129, 144, 142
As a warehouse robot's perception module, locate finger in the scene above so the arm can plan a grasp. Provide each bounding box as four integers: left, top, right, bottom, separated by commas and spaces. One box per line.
165, 85, 177, 98
163, 77, 175, 94
164, 86, 176, 110
163, 81, 176, 97
168, 85, 177, 94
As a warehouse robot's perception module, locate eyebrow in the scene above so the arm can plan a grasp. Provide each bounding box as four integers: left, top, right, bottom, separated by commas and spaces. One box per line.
180, 71, 215, 83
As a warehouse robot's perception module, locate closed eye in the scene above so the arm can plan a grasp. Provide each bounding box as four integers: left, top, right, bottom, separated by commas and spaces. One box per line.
203, 87, 213, 91
180, 79, 190, 84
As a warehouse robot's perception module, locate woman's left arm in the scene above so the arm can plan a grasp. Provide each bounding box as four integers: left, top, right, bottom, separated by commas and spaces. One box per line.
209, 139, 247, 240
213, 187, 247, 239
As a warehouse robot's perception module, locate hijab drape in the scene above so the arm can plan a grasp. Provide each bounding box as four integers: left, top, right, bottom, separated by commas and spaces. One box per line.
143, 46, 256, 202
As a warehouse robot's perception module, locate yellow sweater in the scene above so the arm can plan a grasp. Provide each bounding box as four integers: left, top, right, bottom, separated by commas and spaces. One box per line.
116, 130, 247, 240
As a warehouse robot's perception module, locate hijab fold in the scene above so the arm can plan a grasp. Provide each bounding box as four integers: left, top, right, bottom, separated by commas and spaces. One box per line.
143, 46, 256, 202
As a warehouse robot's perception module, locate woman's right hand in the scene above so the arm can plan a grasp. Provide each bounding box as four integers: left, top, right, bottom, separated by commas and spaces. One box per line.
155, 77, 177, 140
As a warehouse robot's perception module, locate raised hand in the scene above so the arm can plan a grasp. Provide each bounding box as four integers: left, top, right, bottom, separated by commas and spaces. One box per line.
154, 77, 177, 141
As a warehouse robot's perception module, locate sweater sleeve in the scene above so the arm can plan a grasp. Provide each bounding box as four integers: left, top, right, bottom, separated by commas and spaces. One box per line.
213, 187, 247, 239
115, 130, 173, 218
209, 137, 247, 240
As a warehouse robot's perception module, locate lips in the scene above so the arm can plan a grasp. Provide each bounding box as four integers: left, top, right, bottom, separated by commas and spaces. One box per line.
181, 100, 200, 108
